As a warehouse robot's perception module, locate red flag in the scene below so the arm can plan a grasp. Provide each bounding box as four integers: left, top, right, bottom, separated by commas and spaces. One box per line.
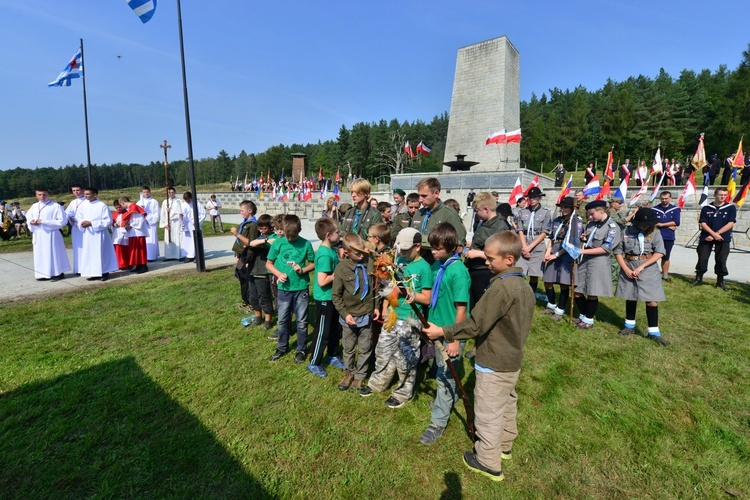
522, 175, 539, 197
404, 141, 415, 159
486, 129, 506, 145
678, 172, 696, 209
596, 179, 611, 200
604, 151, 614, 179
505, 128, 522, 144
732, 139, 745, 168
318, 168, 323, 181
416, 141, 431, 156
508, 177, 523, 204
335, 168, 341, 182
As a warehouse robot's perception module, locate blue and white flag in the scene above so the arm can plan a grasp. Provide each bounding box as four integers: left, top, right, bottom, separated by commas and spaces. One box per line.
48, 48, 82, 87
125, 0, 157, 23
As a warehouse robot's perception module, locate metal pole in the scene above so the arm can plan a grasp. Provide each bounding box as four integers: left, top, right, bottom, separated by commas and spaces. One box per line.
176, 0, 205, 271
80, 38, 92, 186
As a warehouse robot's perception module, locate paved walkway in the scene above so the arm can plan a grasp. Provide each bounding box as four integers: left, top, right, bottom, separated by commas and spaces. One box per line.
1, 215, 747, 304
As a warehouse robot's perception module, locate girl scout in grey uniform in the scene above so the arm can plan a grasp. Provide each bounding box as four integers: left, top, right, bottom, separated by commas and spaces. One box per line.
541, 197, 583, 320
517, 187, 552, 292
614, 207, 670, 345
574, 200, 622, 329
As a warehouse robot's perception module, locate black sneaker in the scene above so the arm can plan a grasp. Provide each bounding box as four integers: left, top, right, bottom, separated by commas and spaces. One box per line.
384, 396, 408, 409
618, 327, 635, 336
267, 332, 279, 341
463, 451, 504, 482
716, 281, 728, 291
294, 352, 306, 364
269, 349, 285, 361
648, 335, 671, 346
419, 424, 445, 445
359, 386, 374, 397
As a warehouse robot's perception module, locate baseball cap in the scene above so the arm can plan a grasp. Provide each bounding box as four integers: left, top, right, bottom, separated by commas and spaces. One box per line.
394, 227, 422, 251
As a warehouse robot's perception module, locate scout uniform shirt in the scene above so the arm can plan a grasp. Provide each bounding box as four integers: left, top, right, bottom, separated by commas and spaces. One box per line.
698, 203, 736, 242
652, 203, 680, 241
614, 225, 666, 302
408, 202, 467, 250
575, 216, 622, 297
340, 204, 383, 239
516, 206, 552, 244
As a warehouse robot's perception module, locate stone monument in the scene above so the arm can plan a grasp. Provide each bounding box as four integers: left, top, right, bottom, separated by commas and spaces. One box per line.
443, 36, 520, 172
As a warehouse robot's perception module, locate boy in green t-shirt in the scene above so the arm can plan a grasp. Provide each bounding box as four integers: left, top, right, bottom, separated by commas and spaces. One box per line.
308, 218, 343, 378
266, 215, 316, 364
419, 222, 470, 445
359, 228, 433, 409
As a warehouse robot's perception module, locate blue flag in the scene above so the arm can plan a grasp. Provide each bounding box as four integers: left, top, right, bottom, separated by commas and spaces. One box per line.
125, 0, 157, 23
48, 48, 82, 87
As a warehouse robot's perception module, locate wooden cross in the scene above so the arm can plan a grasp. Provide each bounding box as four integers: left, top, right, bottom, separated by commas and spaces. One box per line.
160, 140, 172, 166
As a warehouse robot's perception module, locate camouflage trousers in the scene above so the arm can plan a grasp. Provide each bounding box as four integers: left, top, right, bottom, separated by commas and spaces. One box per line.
367, 319, 421, 403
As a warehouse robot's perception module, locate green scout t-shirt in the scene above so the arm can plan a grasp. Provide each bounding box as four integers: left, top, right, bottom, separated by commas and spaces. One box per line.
393, 256, 434, 321
267, 236, 315, 292
313, 245, 339, 301
428, 257, 471, 327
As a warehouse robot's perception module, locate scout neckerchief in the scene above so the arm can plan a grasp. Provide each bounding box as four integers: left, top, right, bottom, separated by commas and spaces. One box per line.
430, 253, 460, 309
421, 202, 443, 233
553, 216, 568, 242
236, 217, 249, 246
353, 262, 369, 300
526, 206, 539, 240
637, 231, 645, 255
352, 203, 372, 233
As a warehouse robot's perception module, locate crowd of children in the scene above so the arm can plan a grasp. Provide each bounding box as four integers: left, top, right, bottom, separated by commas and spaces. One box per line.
228, 178, 674, 482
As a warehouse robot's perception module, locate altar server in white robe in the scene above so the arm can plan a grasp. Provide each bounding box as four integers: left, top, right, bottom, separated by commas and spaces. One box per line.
180, 191, 206, 262
27, 188, 71, 281
77, 187, 118, 281
160, 187, 184, 261
137, 186, 160, 261
65, 184, 87, 275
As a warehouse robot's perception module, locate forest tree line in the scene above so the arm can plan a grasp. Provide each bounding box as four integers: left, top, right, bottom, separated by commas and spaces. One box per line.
2, 45, 749, 199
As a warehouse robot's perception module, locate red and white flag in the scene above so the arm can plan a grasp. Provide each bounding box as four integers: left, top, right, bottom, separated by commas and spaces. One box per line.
678, 172, 696, 209
505, 128, 522, 144
604, 151, 614, 179
404, 141, 415, 159
508, 177, 523, 204
628, 182, 649, 207
486, 129, 506, 145
415, 141, 431, 156
523, 175, 539, 197
596, 179, 611, 201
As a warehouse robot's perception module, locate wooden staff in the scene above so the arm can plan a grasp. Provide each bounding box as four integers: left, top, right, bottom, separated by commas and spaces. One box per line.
160, 140, 172, 243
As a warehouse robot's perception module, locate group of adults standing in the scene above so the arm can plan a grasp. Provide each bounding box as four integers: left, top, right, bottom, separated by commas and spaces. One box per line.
26, 185, 206, 282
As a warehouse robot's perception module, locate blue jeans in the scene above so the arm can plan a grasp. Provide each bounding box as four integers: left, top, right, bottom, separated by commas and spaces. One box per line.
276, 289, 309, 353
431, 340, 464, 428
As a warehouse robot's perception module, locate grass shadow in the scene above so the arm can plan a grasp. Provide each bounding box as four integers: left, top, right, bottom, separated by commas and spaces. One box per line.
0, 357, 268, 498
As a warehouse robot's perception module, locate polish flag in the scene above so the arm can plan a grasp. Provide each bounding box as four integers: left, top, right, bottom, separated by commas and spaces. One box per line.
555, 175, 573, 205
523, 175, 539, 197
508, 177, 523, 204
505, 128, 522, 144
416, 141, 431, 156
582, 175, 601, 197
404, 141, 415, 159
486, 129, 506, 145
678, 172, 696, 209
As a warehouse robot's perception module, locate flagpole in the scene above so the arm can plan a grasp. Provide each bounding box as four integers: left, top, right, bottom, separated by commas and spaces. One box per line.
79, 38, 92, 186
176, 0, 205, 272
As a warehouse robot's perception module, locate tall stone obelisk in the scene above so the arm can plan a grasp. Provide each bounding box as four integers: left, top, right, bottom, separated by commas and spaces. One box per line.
444, 36, 520, 172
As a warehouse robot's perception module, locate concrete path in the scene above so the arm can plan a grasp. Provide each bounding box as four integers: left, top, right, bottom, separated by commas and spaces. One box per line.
1, 215, 747, 304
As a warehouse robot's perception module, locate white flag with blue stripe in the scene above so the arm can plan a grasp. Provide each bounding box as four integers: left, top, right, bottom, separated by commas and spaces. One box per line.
125, 0, 157, 23
48, 48, 82, 87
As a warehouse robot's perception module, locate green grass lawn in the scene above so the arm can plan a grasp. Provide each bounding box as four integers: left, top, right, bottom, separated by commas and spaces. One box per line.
1, 269, 748, 498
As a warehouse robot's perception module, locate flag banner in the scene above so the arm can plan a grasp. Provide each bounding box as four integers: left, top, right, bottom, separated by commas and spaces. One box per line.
404, 141, 415, 159
614, 173, 630, 202
652, 146, 663, 174
523, 175, 540, 197
48, 48, 82, 87
733, 177, 750, 208
649, 170, 667, 204
416, 141, 431, 156
582, 175, 601, 197
561, 213, 581, 260
505, 128, 522, 144
678, 172, 696, 209
508, 177, 523, 204
727, 168, 739, 199
604, 151, 614, 179
596, 179, 611, 201
698, 174, 710, 207
486, 129, 506, 145
555, 175, 573, 205
318, 168, 323, 181
692, 133, 708, 171
629, 182, 649, 207
335, 168, 341, 182
320, 183, 328, 199
333, 184, 340, 202
125, 0, 157, 23
732, 139, 745, 168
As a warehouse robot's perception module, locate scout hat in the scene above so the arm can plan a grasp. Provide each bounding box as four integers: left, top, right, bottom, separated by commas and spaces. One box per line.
394, 227, 422, 251
526, 187, 545, 198
584, 200, 607, 210
632, 207, 658, 229
393, 189, 406, 197
496, 202, 513, 216
557, 196, 575, 208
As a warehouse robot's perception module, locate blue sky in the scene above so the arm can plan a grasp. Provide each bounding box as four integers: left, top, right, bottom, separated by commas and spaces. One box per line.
1, 0, 748, 170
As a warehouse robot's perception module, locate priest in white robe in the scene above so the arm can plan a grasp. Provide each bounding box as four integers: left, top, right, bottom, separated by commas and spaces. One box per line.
77, 187, 119, 281
65, 184, 87, 275
160, 187, 184, 261
180, 191, 206, 262
137, 186, 160, 261
27, 188, 71, 281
